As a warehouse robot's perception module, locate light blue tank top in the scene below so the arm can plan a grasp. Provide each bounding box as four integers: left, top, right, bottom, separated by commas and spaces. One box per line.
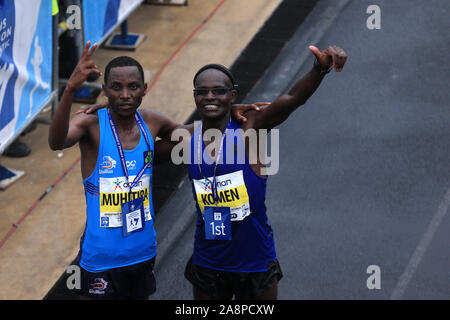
80, 108, 156, 272
188, 118, 277, 272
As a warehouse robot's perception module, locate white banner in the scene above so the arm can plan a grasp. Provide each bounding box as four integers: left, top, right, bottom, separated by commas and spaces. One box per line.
0, 0, 53, 154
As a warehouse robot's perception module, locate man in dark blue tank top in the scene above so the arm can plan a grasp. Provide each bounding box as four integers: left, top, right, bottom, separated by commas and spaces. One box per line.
184, 45, 347, 300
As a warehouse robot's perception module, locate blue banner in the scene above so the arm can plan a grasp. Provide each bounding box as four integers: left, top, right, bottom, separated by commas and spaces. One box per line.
83, 0, 143, 45
0, 0, 52, 153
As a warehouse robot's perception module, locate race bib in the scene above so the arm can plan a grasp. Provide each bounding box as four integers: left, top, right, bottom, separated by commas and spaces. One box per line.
99, 174, 152, 228
193, 170, 251, 221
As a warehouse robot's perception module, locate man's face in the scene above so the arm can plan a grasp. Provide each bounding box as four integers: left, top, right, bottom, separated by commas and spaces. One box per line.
103, 66, 147, 118
193, 69, 236, 121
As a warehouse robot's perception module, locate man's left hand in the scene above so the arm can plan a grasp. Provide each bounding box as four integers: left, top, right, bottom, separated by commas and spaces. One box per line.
309, 45, 347, 72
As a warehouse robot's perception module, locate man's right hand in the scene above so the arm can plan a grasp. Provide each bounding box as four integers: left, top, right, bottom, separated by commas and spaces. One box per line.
66, 41, 102, 92
232, 102, 269, 123
49, 41, 102, 151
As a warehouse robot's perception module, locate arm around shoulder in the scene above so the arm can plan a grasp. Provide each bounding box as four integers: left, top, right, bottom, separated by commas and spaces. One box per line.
139, 108, 190, 140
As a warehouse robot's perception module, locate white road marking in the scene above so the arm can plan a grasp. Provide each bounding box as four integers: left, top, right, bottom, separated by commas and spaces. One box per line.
390, 185, 450, 299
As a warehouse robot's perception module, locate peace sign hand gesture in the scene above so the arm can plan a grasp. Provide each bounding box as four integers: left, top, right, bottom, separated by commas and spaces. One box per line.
66, 41, 102, 92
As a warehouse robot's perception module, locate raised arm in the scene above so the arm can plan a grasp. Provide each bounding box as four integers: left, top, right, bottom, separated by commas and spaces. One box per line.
250, 45, 347, 131
48, 41, 101, 150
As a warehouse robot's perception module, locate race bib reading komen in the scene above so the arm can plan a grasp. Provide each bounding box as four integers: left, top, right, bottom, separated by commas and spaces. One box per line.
99, 174, 152, 228
193, 170, 251, 221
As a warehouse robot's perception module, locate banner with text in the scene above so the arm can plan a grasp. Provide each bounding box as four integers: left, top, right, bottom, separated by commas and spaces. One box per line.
0, 0, 53, 153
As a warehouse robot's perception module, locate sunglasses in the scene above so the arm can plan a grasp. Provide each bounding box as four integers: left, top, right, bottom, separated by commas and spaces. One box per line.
193, 87, 233, 97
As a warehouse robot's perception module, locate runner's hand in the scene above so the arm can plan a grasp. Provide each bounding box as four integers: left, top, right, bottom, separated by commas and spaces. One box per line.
309, 45, 347, 72
66, 41, 102, 91
75, 102, 108, 115
232, 102, 270, 123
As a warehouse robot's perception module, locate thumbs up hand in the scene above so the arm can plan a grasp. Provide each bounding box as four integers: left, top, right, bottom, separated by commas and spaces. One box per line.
309, 45, 347, 72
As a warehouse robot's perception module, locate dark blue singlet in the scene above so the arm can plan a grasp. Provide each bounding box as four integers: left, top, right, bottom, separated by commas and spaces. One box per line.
188, 118, 277, 272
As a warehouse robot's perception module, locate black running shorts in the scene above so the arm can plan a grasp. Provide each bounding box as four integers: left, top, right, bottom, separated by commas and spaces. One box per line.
79, 257, 156, 300
184, 256, 283, 300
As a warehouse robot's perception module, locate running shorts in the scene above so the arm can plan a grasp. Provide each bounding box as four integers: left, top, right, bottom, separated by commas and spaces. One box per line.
79, 257, 156, 300
184, 256, 283, 299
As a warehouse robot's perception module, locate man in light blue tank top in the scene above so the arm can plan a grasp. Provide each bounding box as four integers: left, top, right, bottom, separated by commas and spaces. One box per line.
48, 42, 256, 299
183, 45, 347, 300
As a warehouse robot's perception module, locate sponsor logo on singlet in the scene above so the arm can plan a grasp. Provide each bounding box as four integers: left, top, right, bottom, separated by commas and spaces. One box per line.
99, 155, 117, 174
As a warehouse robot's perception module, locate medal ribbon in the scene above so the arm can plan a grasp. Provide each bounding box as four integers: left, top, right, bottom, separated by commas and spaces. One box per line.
196, 120, 230, 203
107, 108, 152, 194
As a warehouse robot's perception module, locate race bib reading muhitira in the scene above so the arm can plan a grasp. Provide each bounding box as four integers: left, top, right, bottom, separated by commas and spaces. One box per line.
192, 170, 251, 221
99, 174, 152, 228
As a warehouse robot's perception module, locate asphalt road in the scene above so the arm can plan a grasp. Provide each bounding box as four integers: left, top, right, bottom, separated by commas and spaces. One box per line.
152, 0, 450, 300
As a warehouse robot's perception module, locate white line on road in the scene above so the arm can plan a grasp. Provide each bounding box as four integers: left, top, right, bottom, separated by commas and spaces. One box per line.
390, 185, 450, 299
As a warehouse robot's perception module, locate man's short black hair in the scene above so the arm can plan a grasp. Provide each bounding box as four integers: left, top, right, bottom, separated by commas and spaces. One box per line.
104, 56, 145, 84
193, 64, 237, 88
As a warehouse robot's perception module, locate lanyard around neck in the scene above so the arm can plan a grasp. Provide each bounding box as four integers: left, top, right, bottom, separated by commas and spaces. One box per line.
196, 120, 230, 203
107, 108, 151, 194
